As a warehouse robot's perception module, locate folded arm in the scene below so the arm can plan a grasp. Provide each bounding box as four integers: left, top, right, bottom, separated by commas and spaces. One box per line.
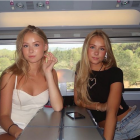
74, 76, 107, 111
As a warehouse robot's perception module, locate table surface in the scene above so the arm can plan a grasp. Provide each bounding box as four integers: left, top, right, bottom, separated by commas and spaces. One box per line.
16, 106, 105, 140
63, 106, 97, 127
28, 107, 62, 127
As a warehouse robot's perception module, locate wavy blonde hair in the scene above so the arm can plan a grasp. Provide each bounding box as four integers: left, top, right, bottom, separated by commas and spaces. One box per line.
75, 29, 117, 104
0, 25, 48, 89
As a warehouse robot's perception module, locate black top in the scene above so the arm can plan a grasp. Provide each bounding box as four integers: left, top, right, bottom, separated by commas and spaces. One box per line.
88, 67, 129, 123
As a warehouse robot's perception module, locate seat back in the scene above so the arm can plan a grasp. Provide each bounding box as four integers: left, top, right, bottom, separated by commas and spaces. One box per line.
56, 69, 74, 96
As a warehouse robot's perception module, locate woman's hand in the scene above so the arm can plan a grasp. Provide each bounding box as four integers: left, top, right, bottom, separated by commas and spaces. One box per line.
97, 103, 107, 112
97, 103, 123, 112
15, 129, 22, 138
42, 52, 58, 74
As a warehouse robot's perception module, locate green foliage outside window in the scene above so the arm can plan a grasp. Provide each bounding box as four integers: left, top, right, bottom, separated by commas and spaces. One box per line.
0, 43, 140, 88
0, 49, 15, 75
112, 43, 140, 88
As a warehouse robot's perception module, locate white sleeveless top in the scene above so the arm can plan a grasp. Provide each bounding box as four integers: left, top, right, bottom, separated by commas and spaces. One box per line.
0, 76, 49, 134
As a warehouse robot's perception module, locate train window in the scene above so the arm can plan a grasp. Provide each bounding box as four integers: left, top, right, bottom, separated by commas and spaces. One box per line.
0, 45, 16, 75
0, 39, 140, 90
48, 41, 83, 91
111, 42, 140, 89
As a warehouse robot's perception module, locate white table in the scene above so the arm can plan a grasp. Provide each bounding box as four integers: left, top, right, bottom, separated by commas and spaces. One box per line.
16, 106, 105, 140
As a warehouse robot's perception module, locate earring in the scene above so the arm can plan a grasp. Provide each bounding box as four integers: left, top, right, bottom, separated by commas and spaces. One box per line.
44, 51, 47, 54
105, 52, 107, 59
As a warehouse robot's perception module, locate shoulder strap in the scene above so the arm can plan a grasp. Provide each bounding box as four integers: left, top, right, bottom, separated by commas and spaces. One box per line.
15, 76, 17, 89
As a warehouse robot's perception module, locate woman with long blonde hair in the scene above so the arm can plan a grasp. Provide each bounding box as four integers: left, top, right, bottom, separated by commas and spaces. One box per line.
74, 30, 140, 140
0, 25, 63, 140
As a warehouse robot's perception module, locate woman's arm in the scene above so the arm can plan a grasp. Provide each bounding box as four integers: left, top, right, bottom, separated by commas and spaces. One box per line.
103, 82, 122, 140
43, 52, 63, 111
74, 86, 107, 111
74, 76, 107, 111
0, 73, 22, 138
46, 69, 63, 111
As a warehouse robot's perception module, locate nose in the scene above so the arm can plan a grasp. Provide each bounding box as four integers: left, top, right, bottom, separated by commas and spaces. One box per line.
94, 48, 99, 55
29, 46, 34, 53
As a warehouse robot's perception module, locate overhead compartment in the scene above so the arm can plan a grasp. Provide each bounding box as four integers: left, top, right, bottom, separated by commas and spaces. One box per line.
0, 0, 140, 39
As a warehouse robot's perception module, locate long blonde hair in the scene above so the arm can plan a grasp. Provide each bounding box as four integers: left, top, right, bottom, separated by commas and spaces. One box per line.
75, 30, 117, 104
0, 25, 48, 89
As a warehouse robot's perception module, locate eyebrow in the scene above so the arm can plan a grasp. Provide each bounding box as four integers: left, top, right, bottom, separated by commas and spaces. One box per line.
23, 41, 40, 44
89, 44, 105, 47
89, 44, 95, 46
34, 41, 40, 43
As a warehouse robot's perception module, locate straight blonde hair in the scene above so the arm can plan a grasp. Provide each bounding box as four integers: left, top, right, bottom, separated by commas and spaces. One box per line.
75, 30, 117, 104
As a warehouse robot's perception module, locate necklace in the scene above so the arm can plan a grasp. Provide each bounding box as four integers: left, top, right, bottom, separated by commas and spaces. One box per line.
88, 64, 104, 89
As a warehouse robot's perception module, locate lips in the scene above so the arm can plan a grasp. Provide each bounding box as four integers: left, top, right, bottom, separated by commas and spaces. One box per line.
29, 55, 35, 58
92, 57, 99, 60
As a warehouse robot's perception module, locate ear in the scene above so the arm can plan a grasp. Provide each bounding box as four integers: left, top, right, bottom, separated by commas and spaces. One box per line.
44, 44, 48, 51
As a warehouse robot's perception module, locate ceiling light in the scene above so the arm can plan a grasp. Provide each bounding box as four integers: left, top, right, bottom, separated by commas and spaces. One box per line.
121, 0, 129, 5
37, 2, 44, 7
16, 2, 24, 8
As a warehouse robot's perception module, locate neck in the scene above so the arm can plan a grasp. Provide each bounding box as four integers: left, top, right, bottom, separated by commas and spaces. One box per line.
91, 63, 104, 71
28, 63, 42, 76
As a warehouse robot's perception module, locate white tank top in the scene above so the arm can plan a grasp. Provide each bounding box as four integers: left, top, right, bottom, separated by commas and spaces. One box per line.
0, 76, 49, 134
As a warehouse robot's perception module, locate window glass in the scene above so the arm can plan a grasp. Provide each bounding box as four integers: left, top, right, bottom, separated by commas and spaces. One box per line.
0, 45, 16, 75
48, 44, 82, 91
112, 43, 140, 89
48, 44, 82, 71
0, 41, 140, 89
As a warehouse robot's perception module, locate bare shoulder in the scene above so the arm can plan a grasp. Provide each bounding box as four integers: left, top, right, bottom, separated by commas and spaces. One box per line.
1, 72, 15, 82
1, 72, 16, 89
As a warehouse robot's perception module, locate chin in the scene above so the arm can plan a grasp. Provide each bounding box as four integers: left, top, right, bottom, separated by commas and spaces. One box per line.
28, 60, 42, 63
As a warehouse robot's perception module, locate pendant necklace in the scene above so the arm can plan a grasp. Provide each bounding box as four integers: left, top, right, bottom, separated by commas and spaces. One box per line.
88, 64, 104, 89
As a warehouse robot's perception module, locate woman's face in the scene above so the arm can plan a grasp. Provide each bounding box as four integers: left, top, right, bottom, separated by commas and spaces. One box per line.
22, 32, 48, 64
87, 36, 106, 68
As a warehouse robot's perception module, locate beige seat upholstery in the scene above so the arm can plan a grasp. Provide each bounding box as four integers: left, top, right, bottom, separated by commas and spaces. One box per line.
56, 69, 75, 96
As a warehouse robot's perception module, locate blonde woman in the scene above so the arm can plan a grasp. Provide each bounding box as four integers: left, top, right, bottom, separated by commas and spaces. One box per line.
0, 25, 63, 140
74, 30, 140, 140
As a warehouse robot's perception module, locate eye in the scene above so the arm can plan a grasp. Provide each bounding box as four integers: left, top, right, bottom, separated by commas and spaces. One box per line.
100, 48, 105, 51
34, 44, 39, 47
89, 46, 95, 49
23, 45, 28, 48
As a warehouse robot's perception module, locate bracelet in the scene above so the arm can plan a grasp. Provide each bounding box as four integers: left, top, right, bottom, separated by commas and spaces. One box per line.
96, 102, 100, 111
8, 124, 18, 135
